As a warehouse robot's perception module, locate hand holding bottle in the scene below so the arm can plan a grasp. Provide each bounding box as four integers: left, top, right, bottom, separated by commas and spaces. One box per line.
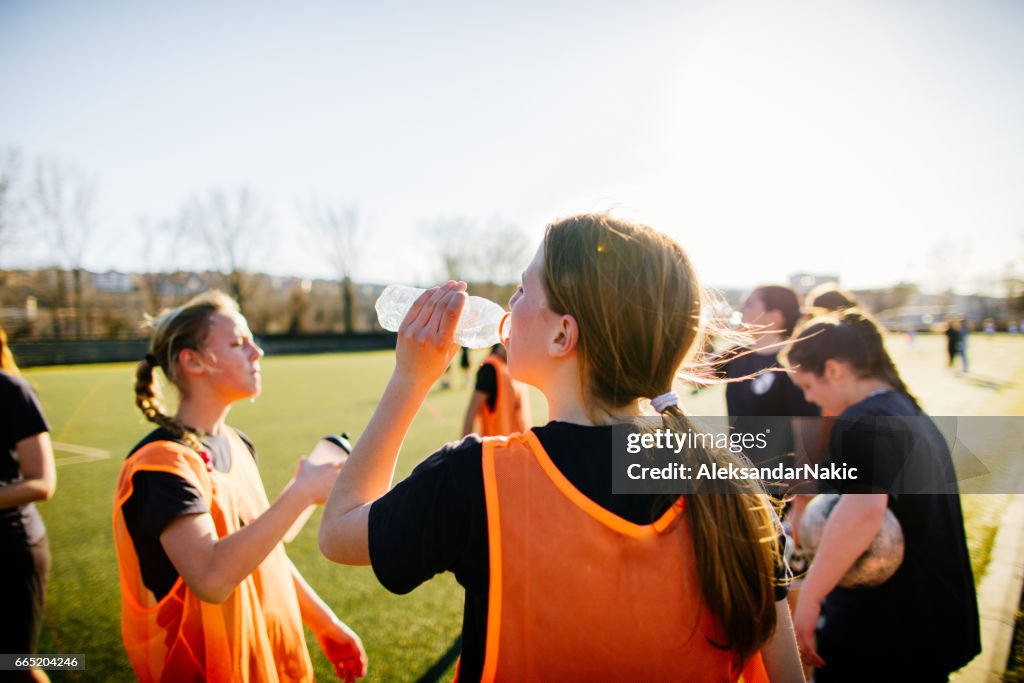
393, 281, 467, 387
376, 283, 505, 348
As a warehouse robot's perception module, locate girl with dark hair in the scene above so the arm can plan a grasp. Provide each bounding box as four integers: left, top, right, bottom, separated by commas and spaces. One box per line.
0, 328, 56, 683
113, 291, 366, 682
785, 310, 980, 681
319, 215, 803, 681
723, 286, 819, 473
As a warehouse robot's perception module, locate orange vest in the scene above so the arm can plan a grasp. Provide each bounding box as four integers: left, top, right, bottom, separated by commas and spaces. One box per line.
479, 355, 527, 437
112, 431, 313, 683
478, 432, 768, 682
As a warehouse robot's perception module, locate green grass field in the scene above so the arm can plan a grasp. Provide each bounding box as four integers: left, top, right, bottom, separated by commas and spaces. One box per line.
20, 335, 1024, 681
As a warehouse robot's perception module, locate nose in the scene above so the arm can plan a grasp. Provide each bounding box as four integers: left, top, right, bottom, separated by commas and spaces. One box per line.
249, 339, 264, 360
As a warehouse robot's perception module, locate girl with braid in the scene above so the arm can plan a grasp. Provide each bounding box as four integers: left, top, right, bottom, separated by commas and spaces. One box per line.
319, 215, 803, 681
784, 310, 980, 681
113, 291, 366, 683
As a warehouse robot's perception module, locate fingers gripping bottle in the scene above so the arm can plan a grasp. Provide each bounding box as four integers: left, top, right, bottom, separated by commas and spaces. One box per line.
375, 284, 508, 348
284, 433, 352, 543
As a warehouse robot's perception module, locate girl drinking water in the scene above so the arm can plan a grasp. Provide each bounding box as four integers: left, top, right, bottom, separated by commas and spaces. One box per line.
319, 214, 802, 681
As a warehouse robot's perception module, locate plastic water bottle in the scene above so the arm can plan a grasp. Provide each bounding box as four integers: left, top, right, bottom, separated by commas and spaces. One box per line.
375, 284, 506, 348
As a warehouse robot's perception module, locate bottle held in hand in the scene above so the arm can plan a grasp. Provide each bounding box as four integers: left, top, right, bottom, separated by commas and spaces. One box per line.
284, 432, 353, 543
309, 433, 352, 466
375, 284, 507, 348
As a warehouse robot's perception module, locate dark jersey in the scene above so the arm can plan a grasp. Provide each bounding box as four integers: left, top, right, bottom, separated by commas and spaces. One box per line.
723, 348, 819, 467
473, 362, 498, 410
369, 421, 790, 682
0, 371, 51, 545
816, 391, 980, 676
121, 427, 257, 600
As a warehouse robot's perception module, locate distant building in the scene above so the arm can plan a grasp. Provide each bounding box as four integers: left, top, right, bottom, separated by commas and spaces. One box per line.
789, 273, 840, 297
92, 270, 133, 293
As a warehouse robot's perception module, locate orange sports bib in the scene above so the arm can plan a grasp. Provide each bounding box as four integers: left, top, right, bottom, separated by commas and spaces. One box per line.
479, 355, 528, 437
479, 431, 768, 682
113, 431, 312, 683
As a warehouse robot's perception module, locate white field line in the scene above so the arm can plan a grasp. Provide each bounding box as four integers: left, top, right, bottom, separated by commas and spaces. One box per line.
51, 441, 111, 466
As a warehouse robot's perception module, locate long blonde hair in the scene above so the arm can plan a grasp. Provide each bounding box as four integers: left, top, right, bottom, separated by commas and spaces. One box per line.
542, 214, 778, 662
134, 290, 239, 452
0, 327, 19, 375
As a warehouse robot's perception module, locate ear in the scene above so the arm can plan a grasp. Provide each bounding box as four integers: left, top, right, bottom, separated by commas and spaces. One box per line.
177, 348, 210, 379
548, 314, 579, 359
822, 358, 847, 383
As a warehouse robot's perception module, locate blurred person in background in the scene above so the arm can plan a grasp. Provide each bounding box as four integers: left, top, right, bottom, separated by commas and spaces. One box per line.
0, 327, 57, 683
945, 317, 968, 373
461, 343, 531, 437
785, 310, 980, 681
803, 284, 858, 315
723, 285, 820, 477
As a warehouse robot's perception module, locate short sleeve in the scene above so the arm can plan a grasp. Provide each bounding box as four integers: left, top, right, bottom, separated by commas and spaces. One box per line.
125, 471, 210, 538
826, 416, 910, 496
368, 436, 486, 595
0, 373, 50, 444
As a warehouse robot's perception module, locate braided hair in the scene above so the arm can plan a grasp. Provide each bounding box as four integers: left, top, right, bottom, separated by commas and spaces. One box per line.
134, 290, 240, 453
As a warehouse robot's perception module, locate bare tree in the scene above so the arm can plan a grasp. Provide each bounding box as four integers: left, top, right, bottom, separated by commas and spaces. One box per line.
31, 158, 99, 338
424, 215, 531, 291
181, 188, 271, 314
300, 198, 367, 333
0, 148, 24, 263
136, 216, 184, 315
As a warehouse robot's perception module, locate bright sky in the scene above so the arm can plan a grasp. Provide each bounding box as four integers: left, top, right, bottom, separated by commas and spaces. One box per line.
1, 0, 1022, 294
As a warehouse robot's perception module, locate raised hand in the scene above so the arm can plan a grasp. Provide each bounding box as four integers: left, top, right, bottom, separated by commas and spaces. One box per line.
394, 280, 467, 387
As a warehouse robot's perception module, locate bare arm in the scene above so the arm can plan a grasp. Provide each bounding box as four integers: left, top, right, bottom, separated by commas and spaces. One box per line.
160, 458, 339, 604
461, 391, 487, 437
793, 493, 887, 667
319, 282, 466, 566
762, 599, 805, 682
0, 432, 56, 508
291, 562, 367, 681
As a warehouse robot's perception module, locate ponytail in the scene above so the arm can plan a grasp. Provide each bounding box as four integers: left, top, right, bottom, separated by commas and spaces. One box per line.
786, 308, 920, 410
650, 403, 779, 666
134, 356, 204, 453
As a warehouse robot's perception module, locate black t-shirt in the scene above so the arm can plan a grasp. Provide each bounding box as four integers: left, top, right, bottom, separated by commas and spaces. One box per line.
723, 348, 819, 467
816, 391, 980, 675
0, 371, 51, 545
473, 362, 498, 411
368, 421, 790, 682
121, 427, 256, 600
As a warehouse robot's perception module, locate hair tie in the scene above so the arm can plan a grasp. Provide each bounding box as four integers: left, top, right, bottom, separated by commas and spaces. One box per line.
651, 392, 679, 413
145, 353, 158, 366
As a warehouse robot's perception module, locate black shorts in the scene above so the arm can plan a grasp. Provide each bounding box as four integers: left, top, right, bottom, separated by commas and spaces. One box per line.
0, 534, 51, 654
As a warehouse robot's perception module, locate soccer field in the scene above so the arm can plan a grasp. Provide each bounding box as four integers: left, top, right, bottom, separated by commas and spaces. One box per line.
20, 335, 1024, 681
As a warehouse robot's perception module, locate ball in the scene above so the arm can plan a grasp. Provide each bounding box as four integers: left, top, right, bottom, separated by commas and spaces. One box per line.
798, 493, 905, 589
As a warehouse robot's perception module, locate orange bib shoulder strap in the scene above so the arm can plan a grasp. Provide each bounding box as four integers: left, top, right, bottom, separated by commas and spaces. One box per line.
115, 440, 211, 509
